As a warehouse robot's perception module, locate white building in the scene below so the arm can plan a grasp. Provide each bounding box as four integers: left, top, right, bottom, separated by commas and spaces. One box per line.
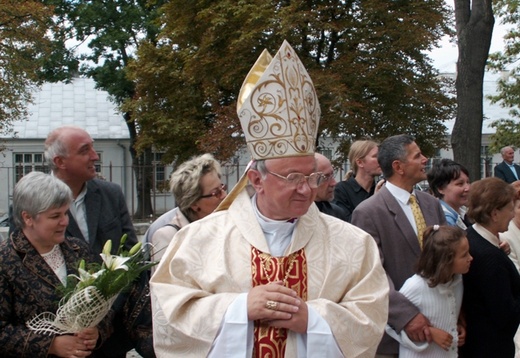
0, 78, 138, 215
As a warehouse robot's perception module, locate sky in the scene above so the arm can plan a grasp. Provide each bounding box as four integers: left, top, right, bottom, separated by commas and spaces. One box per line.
426, 5, 514, 134
428, 4, 511, 72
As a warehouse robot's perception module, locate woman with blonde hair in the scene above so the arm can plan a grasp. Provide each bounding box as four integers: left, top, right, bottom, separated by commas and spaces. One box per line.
333, 139, 382, 221
150, 153, 227, 266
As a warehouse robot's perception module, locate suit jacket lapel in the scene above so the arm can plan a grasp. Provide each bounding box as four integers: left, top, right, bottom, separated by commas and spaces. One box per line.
380, 187, 421, 256
515, 164, 520, 181
502, 162, 517, 182
416, 191, 441, 227
13, 232, 64, 289
66, 212, 84, 241
84, 180, 101, 246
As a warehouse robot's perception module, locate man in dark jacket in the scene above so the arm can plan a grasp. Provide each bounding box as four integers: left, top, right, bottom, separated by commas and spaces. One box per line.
44, 126, 153, 358
314, 153, 348, 221
494, 146, 520, 183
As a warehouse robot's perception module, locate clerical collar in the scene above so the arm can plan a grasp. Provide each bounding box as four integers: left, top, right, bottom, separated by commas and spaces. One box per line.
251, 194, 298, 227
251, 194, 296, 257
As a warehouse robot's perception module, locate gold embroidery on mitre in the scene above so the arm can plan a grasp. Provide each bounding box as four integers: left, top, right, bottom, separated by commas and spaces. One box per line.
237, 40, 320, 160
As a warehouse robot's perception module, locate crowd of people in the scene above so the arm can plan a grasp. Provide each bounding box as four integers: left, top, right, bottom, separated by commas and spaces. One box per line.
2, 40, 520, 358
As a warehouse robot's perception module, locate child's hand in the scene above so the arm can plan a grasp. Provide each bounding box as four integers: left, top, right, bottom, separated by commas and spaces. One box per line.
457, 323, 466, 346
430, 326, 453, 351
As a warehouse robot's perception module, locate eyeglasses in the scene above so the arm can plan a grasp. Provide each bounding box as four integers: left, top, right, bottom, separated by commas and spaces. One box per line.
320, 172, 335, 183
265, 169, 323, 189
199, 183, 227, 199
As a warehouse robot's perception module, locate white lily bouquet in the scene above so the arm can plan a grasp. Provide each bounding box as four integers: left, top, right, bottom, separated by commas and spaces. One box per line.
27, 235, 156, 335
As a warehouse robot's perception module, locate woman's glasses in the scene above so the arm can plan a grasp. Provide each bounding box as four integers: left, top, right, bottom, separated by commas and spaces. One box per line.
199, 183, 227, 199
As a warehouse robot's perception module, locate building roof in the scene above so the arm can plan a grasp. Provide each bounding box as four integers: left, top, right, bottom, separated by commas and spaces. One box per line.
5, 73, 516, 139
8, 77, 130, 139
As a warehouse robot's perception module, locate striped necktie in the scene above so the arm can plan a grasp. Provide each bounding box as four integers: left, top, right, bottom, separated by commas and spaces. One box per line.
409, 194, 426, 249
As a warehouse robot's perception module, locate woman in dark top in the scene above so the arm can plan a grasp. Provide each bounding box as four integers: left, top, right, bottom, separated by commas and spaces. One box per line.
333, 140, 382, 221
461, 177, 520, 357
0, 172, 111, 357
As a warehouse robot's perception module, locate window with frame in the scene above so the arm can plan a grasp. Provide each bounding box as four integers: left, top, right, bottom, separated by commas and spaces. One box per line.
320, 148, 333, 160
14, 153, 49, 183
152, 152, 167, 191
14, 152, 103, 182
95, 152, 103, 174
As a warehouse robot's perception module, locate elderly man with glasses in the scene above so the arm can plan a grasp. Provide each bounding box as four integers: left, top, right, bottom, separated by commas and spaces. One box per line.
313, 153, 349, 221
150, 41, 388, 357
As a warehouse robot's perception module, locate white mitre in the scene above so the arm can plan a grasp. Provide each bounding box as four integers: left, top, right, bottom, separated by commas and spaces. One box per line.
217, 41, 320, 211
237, 40, 320, 160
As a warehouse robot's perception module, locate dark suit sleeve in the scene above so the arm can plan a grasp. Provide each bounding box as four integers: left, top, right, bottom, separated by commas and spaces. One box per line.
352, 202, 420, 332
495, 163, 508, 182
116, 187, 138, 247
111, 182, 138, 250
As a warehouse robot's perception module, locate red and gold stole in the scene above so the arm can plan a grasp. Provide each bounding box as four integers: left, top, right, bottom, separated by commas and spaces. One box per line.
251, 247, 308, 357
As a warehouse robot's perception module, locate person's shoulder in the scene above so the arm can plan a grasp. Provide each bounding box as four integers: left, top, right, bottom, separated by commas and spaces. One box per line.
87, 179, 125, 201
318, 211, 372, 238
151, 208, 179, 228
495, 161, 506, 170
178, 209, 229, 232
354, 185, 387, 211
335, 178, 351, 189
401, 273, 423, 287
151, 224, 179, 243
88, 178, 122, 192
415, 190, 437, 202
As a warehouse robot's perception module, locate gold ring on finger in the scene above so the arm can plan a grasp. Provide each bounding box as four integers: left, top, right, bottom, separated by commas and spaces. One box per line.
265, 300, 278, 310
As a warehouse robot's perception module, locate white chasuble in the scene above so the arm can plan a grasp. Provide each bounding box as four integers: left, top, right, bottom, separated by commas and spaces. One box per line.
150, 189, 389, 357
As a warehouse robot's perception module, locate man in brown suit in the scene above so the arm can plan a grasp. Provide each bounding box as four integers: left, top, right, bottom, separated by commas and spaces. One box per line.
352, 134, 446, 357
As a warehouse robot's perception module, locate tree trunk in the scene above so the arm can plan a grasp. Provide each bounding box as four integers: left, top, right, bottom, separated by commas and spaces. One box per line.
451, 0, 494, 181
124, 112, 154, 219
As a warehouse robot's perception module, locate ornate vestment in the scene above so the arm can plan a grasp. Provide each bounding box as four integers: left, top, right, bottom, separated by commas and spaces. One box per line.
150, 189, 389, 357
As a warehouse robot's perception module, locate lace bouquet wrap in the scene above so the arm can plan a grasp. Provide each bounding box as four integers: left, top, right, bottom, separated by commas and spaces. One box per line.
27, 235, 155, 335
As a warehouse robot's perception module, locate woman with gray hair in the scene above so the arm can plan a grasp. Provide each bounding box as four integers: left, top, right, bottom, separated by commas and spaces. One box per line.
150, 153, 227, 266
0, 171, 111, 357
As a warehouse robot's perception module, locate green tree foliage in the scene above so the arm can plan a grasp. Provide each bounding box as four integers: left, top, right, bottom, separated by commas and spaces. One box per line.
487, 0, 520, 153
49, 0, 165, 218
489, 119, 520, 153
127, 0, 455, 165
0, 0, 75, 139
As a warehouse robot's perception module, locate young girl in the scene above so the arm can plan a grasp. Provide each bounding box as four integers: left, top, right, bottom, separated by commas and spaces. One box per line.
386, 225, 472, 357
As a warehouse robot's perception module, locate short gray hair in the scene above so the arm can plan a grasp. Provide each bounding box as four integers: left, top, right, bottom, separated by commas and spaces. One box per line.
501, 146, 514, 155
251, 160, 268, 179
44, 126, 83, 171
12, 171, 73, 229
170, 154, 222, 221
